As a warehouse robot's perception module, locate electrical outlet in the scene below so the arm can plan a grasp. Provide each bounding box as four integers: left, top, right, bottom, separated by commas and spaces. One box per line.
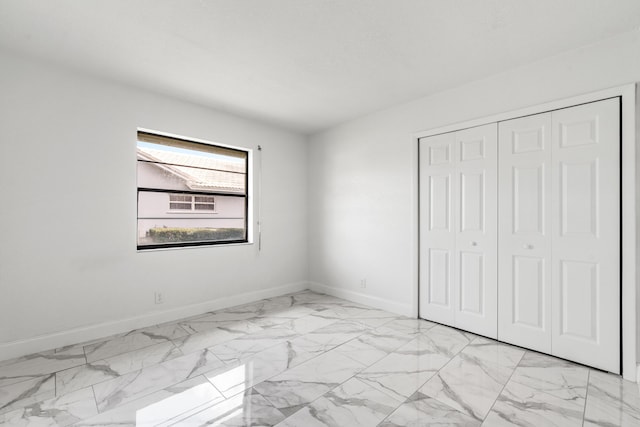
360, 279, 367, 288
154, 292, 164, 304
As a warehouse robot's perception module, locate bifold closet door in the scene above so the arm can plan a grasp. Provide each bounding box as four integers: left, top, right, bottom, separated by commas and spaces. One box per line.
550, 98, 620, 373
453, 126, 498, 338
419, 132, 456, 326
498, 98, 620, 373
498, 113, 553, 354
419, 124, 497, 338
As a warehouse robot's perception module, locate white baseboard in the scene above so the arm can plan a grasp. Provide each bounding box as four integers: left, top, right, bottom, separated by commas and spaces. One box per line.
308, 282, 413, 317
0, 281, 309, 362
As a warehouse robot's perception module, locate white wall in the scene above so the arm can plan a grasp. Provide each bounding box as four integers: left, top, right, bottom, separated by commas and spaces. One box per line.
0, 49, 308, 358
308, 30, 640, 319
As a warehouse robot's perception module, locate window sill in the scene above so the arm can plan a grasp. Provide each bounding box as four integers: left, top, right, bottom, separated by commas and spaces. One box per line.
137, 240, 253, 252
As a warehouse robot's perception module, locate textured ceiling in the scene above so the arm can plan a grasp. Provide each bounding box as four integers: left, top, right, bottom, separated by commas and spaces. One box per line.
1, 0, 640, 134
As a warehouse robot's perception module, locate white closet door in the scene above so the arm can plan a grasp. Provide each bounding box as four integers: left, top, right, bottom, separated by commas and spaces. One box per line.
551, 98, 621, 373
419, 132, 456, 326
453, 124, 498, 338
419, 124, 497, 338
498, 113, 553, 353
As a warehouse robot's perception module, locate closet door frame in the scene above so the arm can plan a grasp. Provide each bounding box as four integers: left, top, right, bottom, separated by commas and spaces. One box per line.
413, 84, 637, 381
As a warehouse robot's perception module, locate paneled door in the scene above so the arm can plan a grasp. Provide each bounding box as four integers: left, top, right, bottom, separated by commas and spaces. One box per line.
498, 98, 620, 373
453, 125, 498, 338
550, 98, 620, 373
419, 131, 456, 326
498, 113, 553, 353
419, 124, 497, 338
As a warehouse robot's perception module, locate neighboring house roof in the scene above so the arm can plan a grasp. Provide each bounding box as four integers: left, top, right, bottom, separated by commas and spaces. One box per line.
137, 147, 246, 194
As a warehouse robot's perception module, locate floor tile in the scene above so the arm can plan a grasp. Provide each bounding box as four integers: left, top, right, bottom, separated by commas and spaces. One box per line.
420, 324, 474, 358
356, 335, 451, 402
0, 347, 86, 388
419, 339, 524, 422
92, 348, 224, 412
0, 374, 55, 415
0, 387, 97, 427
275, 312, 339, 335
179, 314, 264, 335
253, 350, 365, 415
284, 319, 370, 367
276, 377, 401, 427
380, 391, 480, 427
334, 327, 415, 367
177, 388, 286, 426
172, 325, 251, 355
83, 330, 171, 363
509, 351, 588, 403
484, 379, 585, 426
73, 375, 223, 426
329, 305, 397, 327
381, 318, 437, 335
583, 369, 640, 426
206, 341, 295, 398
206, 324, 298, 365
56, 341, 182, 396
133, 322, 191, 341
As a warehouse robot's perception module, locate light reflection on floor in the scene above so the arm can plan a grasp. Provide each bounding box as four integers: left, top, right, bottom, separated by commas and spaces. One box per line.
136, 364, 249, 426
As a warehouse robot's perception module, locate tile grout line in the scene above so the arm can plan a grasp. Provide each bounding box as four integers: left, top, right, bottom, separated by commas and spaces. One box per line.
90, 384, 99, 415
581, 368, 591, 426
478, 348, 526, 425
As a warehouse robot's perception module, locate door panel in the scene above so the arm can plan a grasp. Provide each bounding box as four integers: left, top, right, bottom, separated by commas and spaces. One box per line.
460, 171, 485, 232
551, 98, 620, 373
460, 137, 485, 161
512, 256, 545, 329
453, 124, 497, 338
429, 143, 451, 165
429, 175, 451, 231
559, 260, 598, 341
513, 165, 544, 234
560, 160, 598, 237
498, 113, 553, 353
419, 132, 456, 326
428, 249, 451, 306
459, 251, 484, 315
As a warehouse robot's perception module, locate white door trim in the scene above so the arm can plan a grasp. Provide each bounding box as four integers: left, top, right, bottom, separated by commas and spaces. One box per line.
413, 83, 637, 381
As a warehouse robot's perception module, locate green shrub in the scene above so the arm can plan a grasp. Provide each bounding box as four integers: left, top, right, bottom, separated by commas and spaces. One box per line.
147, 227, 245, 243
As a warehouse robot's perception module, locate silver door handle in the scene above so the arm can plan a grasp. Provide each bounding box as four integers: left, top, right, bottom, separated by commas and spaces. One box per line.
471, 241, 478, 246
523, 244, 533, 249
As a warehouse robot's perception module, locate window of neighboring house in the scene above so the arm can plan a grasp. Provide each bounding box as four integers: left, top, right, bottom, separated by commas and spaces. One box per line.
136, 130, 249, 250
169, 194, 216, 212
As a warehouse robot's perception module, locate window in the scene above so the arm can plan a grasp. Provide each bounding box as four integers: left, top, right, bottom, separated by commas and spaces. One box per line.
169, 194, 216, 212
136, 131, 249, 249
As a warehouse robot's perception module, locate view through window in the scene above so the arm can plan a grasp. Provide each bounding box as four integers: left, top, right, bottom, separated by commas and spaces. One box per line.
137, 131, 248, 249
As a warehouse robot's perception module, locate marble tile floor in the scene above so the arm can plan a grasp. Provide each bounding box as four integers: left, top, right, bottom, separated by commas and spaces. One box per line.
0, 290, 639, 426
